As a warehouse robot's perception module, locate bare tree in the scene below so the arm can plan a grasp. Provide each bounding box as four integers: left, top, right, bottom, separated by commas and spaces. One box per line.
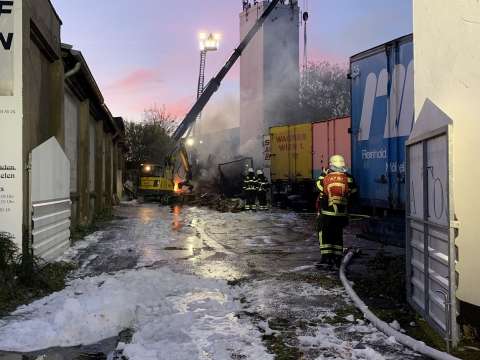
142, 105, 178, 135
300, 61, 350, 122
124, 105, 178, 169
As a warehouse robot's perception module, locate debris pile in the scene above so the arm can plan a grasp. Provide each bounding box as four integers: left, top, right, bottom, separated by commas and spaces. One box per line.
186, 193, 244, 213
175, 160, 247, 213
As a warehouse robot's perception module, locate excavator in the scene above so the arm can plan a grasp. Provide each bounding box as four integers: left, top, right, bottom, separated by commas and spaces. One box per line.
138, 0, 283, 201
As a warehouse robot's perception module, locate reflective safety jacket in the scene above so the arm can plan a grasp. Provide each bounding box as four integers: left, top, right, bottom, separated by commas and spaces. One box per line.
243, 173, 258, 191
256, 174, 270, 192
316, 169, 357, 217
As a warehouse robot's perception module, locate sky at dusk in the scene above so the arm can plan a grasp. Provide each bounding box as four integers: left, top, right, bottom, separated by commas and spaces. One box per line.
51, 1, 412, 124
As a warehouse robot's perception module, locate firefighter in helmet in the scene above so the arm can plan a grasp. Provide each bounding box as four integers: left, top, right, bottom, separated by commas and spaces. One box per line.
243, 168, 258, 210
256, 169, 270, 211
316, 155, 357, 267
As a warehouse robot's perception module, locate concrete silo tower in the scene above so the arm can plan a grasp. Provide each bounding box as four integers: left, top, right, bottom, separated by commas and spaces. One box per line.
239, 0, 300, 166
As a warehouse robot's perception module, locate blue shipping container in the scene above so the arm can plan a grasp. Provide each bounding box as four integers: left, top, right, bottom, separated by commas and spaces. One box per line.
350, 34, 414, 209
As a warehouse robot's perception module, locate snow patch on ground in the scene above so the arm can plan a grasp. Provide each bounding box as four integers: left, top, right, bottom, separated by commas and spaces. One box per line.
240, 278, 348, 320
299, 323, 399, 359
59, 231, 104, 262
239, 279, 416, 359
290, 265, 317, 272
0, 268, 272, 359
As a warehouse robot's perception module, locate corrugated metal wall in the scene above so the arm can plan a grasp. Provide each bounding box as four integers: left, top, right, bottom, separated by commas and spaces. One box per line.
350, 35, 413, 209
312, 117, 352, 179
406, 131, 457, 344
31, 137, 71, 261
270, 123, 312, 182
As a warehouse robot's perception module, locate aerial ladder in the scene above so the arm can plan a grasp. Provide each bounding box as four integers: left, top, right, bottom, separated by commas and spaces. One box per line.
166, 0, 283, 191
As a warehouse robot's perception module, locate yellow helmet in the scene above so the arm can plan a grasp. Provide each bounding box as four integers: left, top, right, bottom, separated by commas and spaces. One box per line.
329, 155, 346, 172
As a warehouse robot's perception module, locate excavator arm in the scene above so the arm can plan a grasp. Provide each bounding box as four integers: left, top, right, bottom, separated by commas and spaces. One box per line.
177, 144, 193, 190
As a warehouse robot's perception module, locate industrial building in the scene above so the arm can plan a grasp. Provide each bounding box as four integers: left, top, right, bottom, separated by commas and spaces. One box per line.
407, 0, 480, 344
62, 44, 127, 227
239, 0, 300, 167
0, 0, 126, 261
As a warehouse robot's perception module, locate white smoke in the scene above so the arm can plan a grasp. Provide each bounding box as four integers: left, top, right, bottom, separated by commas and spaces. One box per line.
195, 95, 241, 166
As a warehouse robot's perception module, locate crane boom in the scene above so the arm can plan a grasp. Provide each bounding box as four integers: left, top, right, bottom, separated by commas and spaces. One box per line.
172, 0, 281, 142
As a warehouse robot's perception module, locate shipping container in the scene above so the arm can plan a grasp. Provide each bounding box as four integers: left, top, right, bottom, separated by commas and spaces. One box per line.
270, 123, 313, 182
269, 118, 352, 209
218, 157, 254, 197
350, 34, 414, 209
312, 117, 351, 179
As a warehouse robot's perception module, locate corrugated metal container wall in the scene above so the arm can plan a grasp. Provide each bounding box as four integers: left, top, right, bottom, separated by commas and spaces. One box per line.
270, 126, 290, 181
350, 34, 414, 209
270, 123, 312, 182
312, 117, 351, 179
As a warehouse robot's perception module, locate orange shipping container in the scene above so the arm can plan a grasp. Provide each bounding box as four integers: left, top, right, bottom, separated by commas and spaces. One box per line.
312, 117, 351, 179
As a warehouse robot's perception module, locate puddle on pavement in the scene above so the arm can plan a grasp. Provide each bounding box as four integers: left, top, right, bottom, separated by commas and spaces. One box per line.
171, 205, 184, 231
163, 246, 189, 251
0, 330, 133, 360
0, 339, 115, 360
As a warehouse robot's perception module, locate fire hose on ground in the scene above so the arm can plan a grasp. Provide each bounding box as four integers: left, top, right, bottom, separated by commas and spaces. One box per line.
339, 250, 461, 360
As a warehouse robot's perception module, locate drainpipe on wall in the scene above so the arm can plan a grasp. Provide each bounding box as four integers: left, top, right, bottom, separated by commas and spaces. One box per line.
22, 153, 34, 275
65, 62, 81, 79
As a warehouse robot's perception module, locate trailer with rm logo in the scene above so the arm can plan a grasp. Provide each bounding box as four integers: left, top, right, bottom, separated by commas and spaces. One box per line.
350, 34, 414, 211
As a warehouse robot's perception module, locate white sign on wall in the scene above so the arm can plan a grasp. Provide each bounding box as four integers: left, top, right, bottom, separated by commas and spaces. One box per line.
0, 0, 15, 95
0, 0, 23, 249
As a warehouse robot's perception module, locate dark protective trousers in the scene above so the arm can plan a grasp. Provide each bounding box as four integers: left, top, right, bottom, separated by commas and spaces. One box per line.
245, 190, 257, 210
318, 215, 348, 265
257, 191, 268, 210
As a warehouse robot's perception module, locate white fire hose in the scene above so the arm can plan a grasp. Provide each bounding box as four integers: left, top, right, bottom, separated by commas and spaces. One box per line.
339, 250, 461, 360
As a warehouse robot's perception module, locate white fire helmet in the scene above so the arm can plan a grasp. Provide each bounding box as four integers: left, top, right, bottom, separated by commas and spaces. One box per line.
256, 169, 263, 175
248, 167, 254, 173
329, 155, 347, 172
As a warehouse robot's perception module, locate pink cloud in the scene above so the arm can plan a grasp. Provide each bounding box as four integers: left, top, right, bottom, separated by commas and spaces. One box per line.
106, 68, 162, 91
306, 47, 349, 67
166, 95, 196, 119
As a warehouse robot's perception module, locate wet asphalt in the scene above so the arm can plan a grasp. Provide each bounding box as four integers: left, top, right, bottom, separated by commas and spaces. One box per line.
0, 203, 423, 359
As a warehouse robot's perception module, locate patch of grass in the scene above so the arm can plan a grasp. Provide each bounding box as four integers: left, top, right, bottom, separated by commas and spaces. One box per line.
349, 249, 480, 358
278, 272, 341, 288
262, 333, 303, 360
0, 232, 76, 316
71, 223, 98, 243
227, 277, 251, 287
323, 304, 361, 325
262, 318, 304, 360
72, 207, 123, 243
95, 208, 114, 223
363, 249, 406, 302
237, 311, 304, 359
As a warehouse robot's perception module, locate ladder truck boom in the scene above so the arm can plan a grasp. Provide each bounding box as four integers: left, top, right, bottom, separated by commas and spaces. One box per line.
172, 0, 281, 142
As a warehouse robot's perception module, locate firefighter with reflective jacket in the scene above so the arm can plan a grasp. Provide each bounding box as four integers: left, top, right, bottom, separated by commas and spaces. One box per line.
316, 155, 357, 267
243, 168, 258, 210
256, 169, 270, 211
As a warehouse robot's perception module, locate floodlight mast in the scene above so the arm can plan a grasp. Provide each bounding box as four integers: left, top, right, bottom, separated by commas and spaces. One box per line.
191, 32, 221, 138
172, 0, 281, 142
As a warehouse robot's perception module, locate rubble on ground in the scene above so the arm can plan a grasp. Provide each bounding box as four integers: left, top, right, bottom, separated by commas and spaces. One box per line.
180, 193, 244, 213
176, 169, 245, 212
